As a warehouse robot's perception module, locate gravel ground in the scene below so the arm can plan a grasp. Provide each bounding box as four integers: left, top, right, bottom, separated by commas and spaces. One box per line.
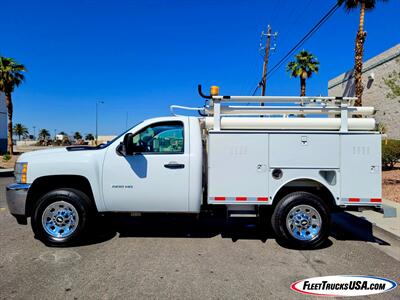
0, 154, 18, 169
382, 164, 400, 203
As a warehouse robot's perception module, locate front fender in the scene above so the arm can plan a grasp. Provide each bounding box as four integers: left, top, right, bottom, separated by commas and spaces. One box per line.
24, 149, 107, 211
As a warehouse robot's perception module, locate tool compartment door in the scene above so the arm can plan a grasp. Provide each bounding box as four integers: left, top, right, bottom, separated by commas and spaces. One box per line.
340, 134, 381, 202
208, 132, 269, 204
269, 133, 340, 168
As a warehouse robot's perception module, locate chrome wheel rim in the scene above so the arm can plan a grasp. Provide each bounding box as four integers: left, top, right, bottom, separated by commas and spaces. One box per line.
286, 205, 321, 241
41, 201, 79, 239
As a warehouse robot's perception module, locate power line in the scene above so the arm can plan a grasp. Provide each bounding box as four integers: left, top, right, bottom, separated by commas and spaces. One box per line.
265, 3, 340, 81
250, 3, 340, 96
251, 83, 260, 96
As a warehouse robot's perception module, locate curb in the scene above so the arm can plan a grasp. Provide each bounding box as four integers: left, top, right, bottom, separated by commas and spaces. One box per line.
371, 218, 400, 240
348, 212, 400, 239
372, 224, 400, 242
371, 224, 400, 262
349, 200, 400, 239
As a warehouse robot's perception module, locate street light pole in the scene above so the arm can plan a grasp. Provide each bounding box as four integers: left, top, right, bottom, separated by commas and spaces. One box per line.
95, 100, 104, 145
33, 126, 36, 140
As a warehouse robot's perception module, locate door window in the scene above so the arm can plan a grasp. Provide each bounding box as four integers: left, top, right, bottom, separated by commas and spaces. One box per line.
131, 122, 184, 154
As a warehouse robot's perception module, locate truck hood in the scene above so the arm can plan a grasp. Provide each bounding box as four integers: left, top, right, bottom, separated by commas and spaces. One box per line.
18, 147, 68, 161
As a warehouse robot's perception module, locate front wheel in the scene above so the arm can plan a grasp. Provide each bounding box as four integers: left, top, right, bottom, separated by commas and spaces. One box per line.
31, 188, 93, 246
271, 191, 330, 249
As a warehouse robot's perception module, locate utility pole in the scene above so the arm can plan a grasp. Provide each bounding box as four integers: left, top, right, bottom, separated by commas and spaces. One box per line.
260, 25, 278, 100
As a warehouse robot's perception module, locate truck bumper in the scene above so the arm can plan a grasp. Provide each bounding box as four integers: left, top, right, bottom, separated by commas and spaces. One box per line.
6, 183, 30, 224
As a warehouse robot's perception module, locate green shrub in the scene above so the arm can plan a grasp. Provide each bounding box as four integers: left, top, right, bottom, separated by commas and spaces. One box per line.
2, 153, 11, 161
382, 139, 400, 170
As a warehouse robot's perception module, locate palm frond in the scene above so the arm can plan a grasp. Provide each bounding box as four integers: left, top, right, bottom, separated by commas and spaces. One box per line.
338, 0, 361, 11
0, 56, 26, 93
339, 0, 387, 11
286, 50, 319, 79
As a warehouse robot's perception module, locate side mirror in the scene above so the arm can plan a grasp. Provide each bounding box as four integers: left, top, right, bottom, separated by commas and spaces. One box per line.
116, 142, 124, 156
123, 133, 134, 155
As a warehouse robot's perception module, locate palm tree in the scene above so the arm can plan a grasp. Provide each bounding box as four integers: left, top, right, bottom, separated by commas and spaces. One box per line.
286, 50, 319, 96
85, 133, 94, 141
13, 123, 29, 141
59, 131, 67, 136
38, 129, 50, 140
74, 132, 82, 140
0, 57, 26, 154
338, 0, 388, 106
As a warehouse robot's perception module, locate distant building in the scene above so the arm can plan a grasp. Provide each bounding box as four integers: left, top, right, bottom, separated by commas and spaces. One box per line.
328, 44, 400, 139
56, 134, 68, 141
0, 93, 7, 153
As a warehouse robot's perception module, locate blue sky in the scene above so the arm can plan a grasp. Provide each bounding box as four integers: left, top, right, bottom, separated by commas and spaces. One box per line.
1, 0, 399, 136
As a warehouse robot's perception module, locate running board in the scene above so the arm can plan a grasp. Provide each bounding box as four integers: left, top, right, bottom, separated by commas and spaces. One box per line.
229, 211, 257, 218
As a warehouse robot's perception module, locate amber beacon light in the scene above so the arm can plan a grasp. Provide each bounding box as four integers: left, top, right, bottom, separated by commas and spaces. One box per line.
210, 85, 219, 96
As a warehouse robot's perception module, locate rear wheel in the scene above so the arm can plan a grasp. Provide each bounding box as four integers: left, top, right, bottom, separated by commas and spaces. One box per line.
31, 188, 93, 246
271, 191, 330, 249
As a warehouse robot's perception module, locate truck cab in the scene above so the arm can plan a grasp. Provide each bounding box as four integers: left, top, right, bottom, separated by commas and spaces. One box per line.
102, 116, 202, 212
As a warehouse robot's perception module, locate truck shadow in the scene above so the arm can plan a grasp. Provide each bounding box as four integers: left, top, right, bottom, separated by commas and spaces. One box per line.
330, 211, 390, 245
82, 211, 390, 249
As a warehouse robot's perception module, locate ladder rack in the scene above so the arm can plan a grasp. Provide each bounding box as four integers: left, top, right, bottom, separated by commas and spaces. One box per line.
210, 95, 356, 104
170, 85, 376, 132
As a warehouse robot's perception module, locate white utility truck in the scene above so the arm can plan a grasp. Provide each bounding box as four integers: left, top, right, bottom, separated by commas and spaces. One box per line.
7, 86, 386, 248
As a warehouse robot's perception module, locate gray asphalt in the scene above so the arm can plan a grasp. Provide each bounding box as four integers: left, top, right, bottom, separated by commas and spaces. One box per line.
0, 176, 399, 300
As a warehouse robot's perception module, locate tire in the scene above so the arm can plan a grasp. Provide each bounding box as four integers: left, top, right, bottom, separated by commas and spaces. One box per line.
271, 191, 330, 249
31, 188, 93, 246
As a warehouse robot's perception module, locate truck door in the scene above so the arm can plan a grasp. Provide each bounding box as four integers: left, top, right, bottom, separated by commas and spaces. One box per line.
102, 119, 189, 212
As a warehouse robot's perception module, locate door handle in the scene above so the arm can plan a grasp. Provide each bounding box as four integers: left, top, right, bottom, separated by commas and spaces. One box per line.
164, 162, 185, 169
